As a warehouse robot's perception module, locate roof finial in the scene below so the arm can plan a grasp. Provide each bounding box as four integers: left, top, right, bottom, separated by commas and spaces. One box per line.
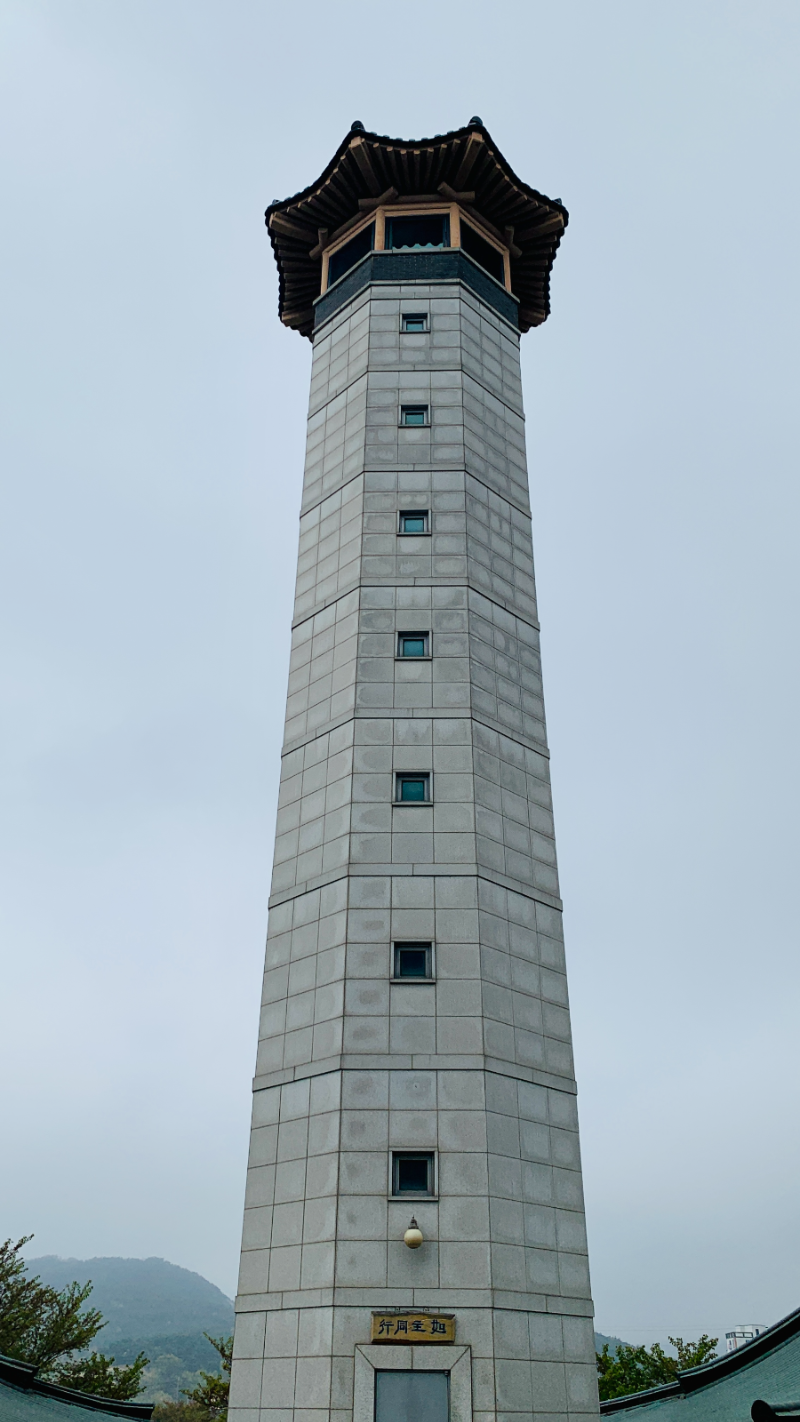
350, 119, 365, 132
469, 115, 483, 125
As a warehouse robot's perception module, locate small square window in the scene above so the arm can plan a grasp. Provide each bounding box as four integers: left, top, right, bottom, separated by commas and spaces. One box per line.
402, 313, 428, 333
396, 773, 430, 803
398, 632, 429, 658
400, 405, 428, 427
392, 1151, 435, 1196
398, 510, 429, 535
394, 943, 433, 979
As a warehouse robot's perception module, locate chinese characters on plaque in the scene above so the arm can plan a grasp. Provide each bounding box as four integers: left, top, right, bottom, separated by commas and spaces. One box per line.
370, 1312, 456, 1344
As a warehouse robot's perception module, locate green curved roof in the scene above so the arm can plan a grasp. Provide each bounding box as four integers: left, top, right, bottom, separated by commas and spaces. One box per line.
601, 1309, 800, 1422
0, 1355, 153, 1422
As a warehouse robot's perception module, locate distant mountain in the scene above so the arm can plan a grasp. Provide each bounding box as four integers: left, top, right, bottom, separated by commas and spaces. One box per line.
595, 1332, 630, 1354
26, 1256, 234, 1343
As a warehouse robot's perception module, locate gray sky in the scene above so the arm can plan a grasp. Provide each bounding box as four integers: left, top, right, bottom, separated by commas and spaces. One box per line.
1, 0, 798, 1347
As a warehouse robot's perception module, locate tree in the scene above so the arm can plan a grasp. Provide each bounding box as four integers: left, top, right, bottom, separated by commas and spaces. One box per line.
152, 1334, 232, 1422
0, 1237, 147, 1400
150, 1404, 208, 1422
597, 1336, 719, 1401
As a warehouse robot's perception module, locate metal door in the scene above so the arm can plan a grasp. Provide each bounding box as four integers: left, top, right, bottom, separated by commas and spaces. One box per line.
375, 1370, 449, 1422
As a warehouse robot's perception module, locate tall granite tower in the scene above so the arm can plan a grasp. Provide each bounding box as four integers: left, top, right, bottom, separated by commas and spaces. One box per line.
229, 121, 598, 1422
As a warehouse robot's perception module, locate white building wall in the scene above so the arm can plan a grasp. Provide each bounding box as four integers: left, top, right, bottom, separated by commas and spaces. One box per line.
229, 280, 599, 1422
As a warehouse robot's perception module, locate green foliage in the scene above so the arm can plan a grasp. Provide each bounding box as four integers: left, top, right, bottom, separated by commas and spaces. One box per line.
52, 1350, 149, 1400
150, 1399, 206, 1422
140, 1351, 209, 1404
0, 1236, 148, 1401
597, 1336, 719, 1401
107, 1332, 226, 1401
152, 1334, 232, 1422
181, 1334, 231, 1419
0, 1237, 103, 1368
151, 1403, 208, 1422
114, 1333, 226, 1377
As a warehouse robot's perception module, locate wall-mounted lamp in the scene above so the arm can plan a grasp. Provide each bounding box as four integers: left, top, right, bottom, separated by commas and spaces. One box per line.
404, 1217, 424, 1249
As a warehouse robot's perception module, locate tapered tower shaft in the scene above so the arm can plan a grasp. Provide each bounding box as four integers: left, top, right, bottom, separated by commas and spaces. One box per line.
229, 122, 598, 1422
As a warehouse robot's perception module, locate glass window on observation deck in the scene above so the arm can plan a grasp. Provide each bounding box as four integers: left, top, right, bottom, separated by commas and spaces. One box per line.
327, 221, 375, 286
460, 219, 506, 284
386, 213, 450, 251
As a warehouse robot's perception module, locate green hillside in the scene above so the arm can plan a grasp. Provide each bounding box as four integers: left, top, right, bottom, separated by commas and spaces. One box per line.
596, 1332, 630, 1354
26, 1255, 234, 1401
27, 1256, 234, 1341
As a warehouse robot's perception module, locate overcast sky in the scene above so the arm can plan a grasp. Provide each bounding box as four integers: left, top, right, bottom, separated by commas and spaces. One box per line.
1, 0, 798, 1347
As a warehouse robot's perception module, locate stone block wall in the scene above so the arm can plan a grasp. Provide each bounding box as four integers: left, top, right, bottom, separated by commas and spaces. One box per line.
230, 281, 598, 1422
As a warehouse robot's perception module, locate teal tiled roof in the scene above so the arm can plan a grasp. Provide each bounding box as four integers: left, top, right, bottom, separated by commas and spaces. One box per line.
601, 1308, 800, 1422
0, 1355, 153, 1422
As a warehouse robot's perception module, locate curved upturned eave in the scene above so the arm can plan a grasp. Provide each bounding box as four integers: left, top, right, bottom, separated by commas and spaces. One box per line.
265, 122, 569, 339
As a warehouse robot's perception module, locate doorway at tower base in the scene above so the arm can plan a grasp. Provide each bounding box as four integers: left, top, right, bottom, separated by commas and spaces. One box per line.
375, 1371, 448, 1422
354, 1344, 473, 1422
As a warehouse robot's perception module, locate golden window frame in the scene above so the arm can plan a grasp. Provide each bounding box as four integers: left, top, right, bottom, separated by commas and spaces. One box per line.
321, 201, 511, 294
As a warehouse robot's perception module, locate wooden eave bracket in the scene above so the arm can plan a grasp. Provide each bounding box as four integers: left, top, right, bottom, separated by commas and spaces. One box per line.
358, 187, 398, 211
308, 228, 329, 260
504, 226, 523, 259
520, 210, 565, 239
348, 135, 382, 194
268, 210, 315, 242
452, 131, 484, 189
437, 182, 476, 203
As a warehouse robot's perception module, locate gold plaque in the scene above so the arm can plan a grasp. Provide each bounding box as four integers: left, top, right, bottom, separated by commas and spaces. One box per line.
371, 1312, 455, 1344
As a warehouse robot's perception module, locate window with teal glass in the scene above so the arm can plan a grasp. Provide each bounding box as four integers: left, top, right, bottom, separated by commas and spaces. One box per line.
400, 405, 428, 427
396, 774, 429, 803
398, 510, 429, 534
393, 943, 433, 979
398, 633, 428, 658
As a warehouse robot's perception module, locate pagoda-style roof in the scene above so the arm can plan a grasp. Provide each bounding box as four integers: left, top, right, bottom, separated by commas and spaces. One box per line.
266, 120, 569, 338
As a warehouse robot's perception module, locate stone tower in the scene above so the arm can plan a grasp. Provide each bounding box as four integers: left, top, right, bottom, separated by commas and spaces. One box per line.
229, 120, 599, 1422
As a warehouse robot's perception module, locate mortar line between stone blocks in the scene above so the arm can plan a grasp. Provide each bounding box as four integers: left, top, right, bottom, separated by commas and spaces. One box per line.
250, 1059, 578, 1097
291, 577, 540, 636
299, 465, 533, 522
281, 705, 550, 764
307, 359, 528, 427
266, 865, 562, 913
